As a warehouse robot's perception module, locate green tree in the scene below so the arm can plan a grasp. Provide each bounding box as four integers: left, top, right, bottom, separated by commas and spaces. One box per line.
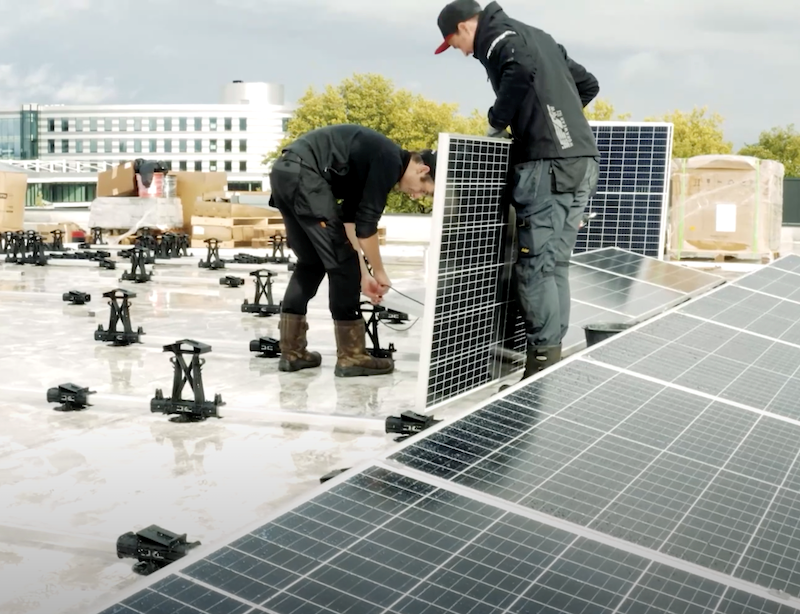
738, 124, 800, 177
264, 73, 485, 213
583, 98, 631, 121
644, 106, 733, 158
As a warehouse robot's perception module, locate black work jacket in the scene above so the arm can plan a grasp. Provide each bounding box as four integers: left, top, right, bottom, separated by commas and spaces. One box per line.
474, 2, 601, 163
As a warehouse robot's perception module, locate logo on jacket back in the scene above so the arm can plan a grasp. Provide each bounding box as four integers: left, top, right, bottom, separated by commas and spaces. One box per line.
547, 105, 574, 150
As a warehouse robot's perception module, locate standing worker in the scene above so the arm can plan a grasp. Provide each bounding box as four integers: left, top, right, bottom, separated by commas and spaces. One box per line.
434, 0, 601, 383
269, 124, 437, 378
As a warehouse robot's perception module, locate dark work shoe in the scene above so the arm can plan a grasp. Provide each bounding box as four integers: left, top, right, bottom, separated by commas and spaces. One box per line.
499, 344, 562, 392
277, 313, 322, 372
333, 319, 394, 377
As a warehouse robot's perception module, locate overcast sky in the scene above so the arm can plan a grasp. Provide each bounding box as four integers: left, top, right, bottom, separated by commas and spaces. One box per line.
0, 0, 795, 148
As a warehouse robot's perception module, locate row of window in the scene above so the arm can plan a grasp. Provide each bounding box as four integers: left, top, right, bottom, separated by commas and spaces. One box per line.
47, 117, 249, 132
164, 160, 250, 172
46, 138, 248, 155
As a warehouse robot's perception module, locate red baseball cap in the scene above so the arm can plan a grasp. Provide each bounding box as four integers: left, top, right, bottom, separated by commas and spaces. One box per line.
435, 0, 482, 54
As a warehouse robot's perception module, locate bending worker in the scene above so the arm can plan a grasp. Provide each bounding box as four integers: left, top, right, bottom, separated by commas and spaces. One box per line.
269, 124, 437, 378
434, 0, 600, 384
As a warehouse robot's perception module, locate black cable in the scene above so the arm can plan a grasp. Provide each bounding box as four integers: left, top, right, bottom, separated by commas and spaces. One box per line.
385, 286, 424, 306
379, 318, 419, 332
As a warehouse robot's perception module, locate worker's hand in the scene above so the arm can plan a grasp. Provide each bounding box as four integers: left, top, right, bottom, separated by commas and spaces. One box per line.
372, 270, 392, 297
486, 125, 511, 139
361, 275, 383, 305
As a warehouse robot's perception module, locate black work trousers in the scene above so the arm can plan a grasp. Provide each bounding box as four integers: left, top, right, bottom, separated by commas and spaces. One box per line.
269, 152, 362, 321
511, 156, 599, 348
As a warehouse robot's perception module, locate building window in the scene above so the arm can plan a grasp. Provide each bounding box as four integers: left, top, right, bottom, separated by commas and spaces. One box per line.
194, 139, 202, 153
90, 140, 98, 153
104, 118, 112, 131
61, 139, 69, 153
164, 118, 172, 131
179, 139, 187, 153
149, 139, 157, 153
239, 139, 247, 153
47, 119, 55, 132
224, 139, 231, 152
179, 161, 187, 171
134, 118, 142, 131
120, 141, 127, 153
164, 140, 172, 153
75, 119, 83, 132
239, 160, 247, 172
134, 140, 142, 153
90, 118, 97, 131
209, 118, 217, 131
224, 160, 232, 172
224, 117, 232, 131
148, 118, 157, 131
194, 160, 202, 171
119, 118, 126, 132
76, 141, 83, 153
179, 117, 187, 131
239, 118, 247, 131
209, 160, 217, 171
194, 117, 202, 131
210, 139, 217, 152
281, 117, 289, 132
61, 119, 69, 132
104, 139, 112, 153
164, 161, 172, 171
47, 139, 55, 153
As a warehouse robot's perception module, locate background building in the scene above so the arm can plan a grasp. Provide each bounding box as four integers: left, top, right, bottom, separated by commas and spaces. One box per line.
0, 81, 291, 205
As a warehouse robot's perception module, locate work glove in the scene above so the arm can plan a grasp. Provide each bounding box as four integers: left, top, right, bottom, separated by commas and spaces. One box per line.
486, 125, 511, 139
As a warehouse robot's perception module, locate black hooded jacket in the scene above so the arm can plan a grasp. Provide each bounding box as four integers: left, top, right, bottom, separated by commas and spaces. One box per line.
283, 124, 409, 238
474, 2, 600, 163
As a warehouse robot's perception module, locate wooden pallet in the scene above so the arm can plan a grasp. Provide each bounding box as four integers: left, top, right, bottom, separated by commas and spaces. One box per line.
667, 251, 780, 265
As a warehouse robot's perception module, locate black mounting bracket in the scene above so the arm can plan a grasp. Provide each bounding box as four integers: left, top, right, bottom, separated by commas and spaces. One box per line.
48, 229, 67, 252
4, 231, 26, 263
198, 238, 225, 270
360, 302, 396, 359
120, 247, 152, 283
116, 525, 201, 576
249, 336, 281, 358
220, 275, 244, 288
21, 234, 49, 266
232, 253, 268, 265
46, 383, 96, 412
151, 339, 225, 422
378, 308, 410, 324
91, 227, 106, 245
241, 269, 281, 316
63, 290, 91, 305
266, 233, 290, 264
176, 233, 190, 257
319, 468, 350, 484
0, 231, 11, 254
155, 232, 177, 260
95, 288, 145, 346
385, 411, 440, 442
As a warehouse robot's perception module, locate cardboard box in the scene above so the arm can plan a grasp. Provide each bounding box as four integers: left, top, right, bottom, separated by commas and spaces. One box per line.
168, 171, 228, 229
0, 170, 27, 231
193, 200, 272, 219
89, 197, 184, 230
97, 161, 137, 197
668, 155, 784, 259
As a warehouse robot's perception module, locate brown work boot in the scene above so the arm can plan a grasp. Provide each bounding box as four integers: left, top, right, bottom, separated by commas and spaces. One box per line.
334, 319, 394, 377
278, 313, 322, 372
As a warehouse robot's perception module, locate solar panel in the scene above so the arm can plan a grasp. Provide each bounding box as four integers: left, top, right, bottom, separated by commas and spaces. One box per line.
91, 465, 800, 614
575, 122, 674, 258
94, 257, 800, 614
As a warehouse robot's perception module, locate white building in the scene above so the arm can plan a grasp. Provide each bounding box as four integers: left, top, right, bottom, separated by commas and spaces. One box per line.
0, 81, 292, 204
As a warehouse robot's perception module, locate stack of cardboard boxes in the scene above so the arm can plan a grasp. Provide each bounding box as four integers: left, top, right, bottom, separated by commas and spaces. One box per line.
190, 193, 284, 248
90, 161, 228, 243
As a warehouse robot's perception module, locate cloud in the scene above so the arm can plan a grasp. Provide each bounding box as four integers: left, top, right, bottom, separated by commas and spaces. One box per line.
0, 64, 117, 106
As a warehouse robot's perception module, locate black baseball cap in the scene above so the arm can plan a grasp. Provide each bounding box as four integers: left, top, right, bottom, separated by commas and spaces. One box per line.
420, 149, 437, 180
435, 0, 482, 54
